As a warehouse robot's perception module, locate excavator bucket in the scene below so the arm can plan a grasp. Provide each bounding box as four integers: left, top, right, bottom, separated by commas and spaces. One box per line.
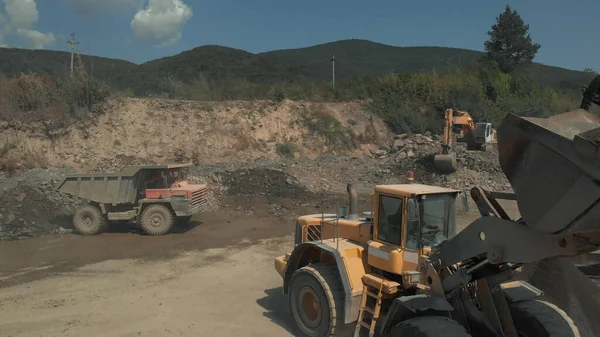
497, 109, 600, 242
434, 153, 457, 173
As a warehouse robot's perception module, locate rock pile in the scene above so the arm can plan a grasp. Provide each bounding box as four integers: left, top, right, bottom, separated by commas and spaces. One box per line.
0, 168, 86, 241
365, 132, 510, 192
0, 186, 71, 241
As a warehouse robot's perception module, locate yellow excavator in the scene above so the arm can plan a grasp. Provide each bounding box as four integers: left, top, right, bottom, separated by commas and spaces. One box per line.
433, 108, 497, 173
273, 107, 600, 336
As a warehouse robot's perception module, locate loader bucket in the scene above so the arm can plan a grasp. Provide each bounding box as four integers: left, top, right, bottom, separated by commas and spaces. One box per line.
497, 109, 600, 238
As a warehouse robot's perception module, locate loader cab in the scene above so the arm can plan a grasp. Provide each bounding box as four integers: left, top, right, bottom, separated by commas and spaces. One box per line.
368, 184, 459, 275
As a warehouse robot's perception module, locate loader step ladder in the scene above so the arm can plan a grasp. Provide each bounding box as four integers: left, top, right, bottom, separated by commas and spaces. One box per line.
354, 282, 385, 337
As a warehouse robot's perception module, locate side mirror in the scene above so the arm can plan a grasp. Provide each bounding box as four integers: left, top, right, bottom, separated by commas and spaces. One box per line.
407, 198, 419, 222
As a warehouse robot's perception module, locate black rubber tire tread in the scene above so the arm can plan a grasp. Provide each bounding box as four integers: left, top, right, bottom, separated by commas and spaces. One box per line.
288, 263, 345, 337
139, 204, 174, 236
389, 316, 471, 337
509, 300, 580, 337
73, 204, 107, 235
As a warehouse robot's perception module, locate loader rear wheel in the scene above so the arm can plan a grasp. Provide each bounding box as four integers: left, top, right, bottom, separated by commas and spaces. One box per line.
389, 316, 471, 336
73, 204, 107, 236
288, 263, 344, 337
140, 204, 174, 236
509, 300, 580, 337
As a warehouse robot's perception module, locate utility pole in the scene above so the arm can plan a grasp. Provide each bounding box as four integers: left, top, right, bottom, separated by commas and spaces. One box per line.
331, 54, 336, 89
67, 33, 79, 75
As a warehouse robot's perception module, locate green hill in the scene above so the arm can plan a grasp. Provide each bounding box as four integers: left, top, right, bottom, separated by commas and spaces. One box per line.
123, 39, 595, 95
0, 39, 595, 95
0, 48, 136, 86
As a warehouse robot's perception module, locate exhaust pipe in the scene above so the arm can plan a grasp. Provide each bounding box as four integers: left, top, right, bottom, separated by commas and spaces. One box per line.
347, 183, 358, 220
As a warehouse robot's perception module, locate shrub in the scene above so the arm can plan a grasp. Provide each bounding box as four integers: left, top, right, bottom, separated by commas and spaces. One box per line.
275, 142, 298, 158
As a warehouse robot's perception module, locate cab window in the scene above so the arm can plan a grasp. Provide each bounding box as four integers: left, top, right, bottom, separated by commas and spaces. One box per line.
420, 194, 456, 247
377, 195, 403, 246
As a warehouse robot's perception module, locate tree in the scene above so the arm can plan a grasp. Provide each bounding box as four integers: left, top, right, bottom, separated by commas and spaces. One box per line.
484, 5, 541, 73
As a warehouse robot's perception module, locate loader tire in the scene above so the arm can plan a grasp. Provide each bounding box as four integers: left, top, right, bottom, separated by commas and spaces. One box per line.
288, 263, 344, 337
389, 316, 471, 336
509, 300, 580, 337
73, 204, 107, 236
140, 204, 174, 236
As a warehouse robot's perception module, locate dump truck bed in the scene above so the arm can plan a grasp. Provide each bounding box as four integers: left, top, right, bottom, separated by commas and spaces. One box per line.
55, 163, 193, 204
497, 109, 600, 238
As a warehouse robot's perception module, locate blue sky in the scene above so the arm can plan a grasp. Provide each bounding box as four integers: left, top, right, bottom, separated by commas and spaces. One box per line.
0, 0, 597, 71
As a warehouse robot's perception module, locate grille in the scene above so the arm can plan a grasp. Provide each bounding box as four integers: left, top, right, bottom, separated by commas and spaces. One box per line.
306, 225, 322, 241
191, 188, 209, 207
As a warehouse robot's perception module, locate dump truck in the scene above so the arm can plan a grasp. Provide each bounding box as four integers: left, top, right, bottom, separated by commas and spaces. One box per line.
274, 109, 600, 336
55, 162, 209, 236
434, 108, 497, 173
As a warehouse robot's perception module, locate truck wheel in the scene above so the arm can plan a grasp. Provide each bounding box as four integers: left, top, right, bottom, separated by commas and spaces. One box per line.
509, 300, 579, 337
140, 204, 174, 236
389, 316, 471, 336
73, 204, 107, 235
288, 263, 344, 337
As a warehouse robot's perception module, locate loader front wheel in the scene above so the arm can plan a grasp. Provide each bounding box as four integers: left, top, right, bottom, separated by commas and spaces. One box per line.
389, 316, 471, 336
509, 300, 579, 337
73, 204, 107, 236
140, 204, 174, 236
288, 263, 344, 337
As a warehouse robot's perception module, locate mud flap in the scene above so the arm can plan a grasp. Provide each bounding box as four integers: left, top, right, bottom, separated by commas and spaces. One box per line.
378, 294, 454, 336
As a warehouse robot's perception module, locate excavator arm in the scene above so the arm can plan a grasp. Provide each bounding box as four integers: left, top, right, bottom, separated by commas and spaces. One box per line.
434, 108, 459, 173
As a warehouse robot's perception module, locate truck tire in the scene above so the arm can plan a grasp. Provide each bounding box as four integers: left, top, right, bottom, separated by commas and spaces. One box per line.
73, 204, 107, 235
288, 263, 344, 337
139, 204, 174, 236
509, 300, 580, 337
389, 316, 471, 336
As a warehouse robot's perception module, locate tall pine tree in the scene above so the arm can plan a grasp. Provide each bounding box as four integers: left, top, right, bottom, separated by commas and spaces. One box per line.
484, 5, 541, 73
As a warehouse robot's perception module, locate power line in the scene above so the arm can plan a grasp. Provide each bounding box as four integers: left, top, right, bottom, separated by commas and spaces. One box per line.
67, 33, 79, 75
331, 54, 336, 89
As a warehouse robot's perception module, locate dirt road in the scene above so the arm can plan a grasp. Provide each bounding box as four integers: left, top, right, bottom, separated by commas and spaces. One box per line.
0, 192, 373, 337
0, 197, 304, 336
0, 235, 298, 336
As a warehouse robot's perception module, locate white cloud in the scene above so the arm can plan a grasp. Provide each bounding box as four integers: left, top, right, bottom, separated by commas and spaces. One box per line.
130, 0, 192, 47
16, 28, 55, 49
63, 0, 144, 17
0, 0, 55, 49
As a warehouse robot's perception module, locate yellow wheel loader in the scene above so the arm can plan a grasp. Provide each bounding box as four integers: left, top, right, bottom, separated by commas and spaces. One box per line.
274, 109, 600, 337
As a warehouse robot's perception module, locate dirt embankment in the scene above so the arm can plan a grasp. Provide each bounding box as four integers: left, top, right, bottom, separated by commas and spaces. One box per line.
0, 98, 391, 172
